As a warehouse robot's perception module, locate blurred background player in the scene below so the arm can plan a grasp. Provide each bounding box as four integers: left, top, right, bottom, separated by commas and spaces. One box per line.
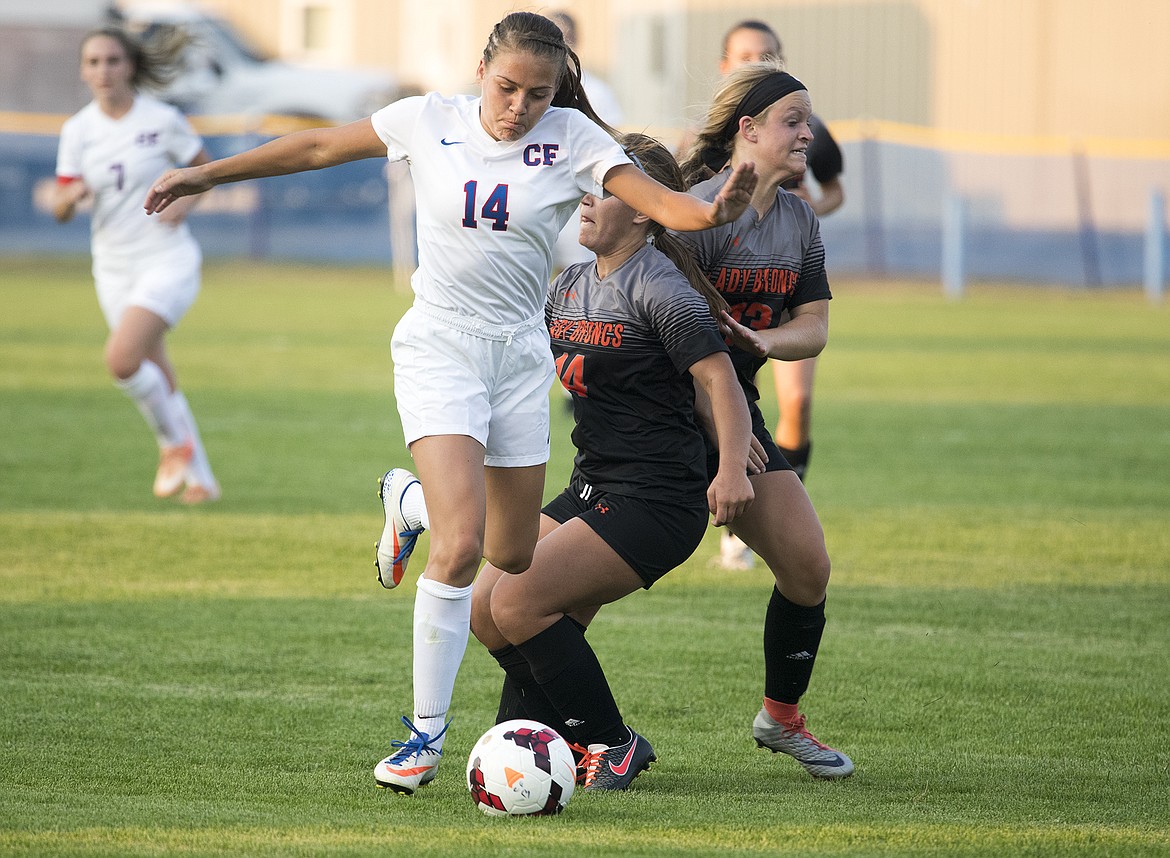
676, 63, 853, 779
51, 26, 219, 504
716, 19, 846, 568
144, 11, 757, 795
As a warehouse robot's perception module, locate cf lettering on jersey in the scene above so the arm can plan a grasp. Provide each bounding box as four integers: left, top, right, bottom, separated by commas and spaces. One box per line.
522, 143, 560, 167
136, 131, 160, 146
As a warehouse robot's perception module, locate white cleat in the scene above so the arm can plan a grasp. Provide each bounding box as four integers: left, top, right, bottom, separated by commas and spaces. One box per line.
374, 468, 424, 589
153, 441, 194, 498
374, 716, 447, 795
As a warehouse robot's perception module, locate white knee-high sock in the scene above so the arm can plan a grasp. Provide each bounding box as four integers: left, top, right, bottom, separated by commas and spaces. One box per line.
401, 479, 430, 530
171, 391, 216, 487
115, 361, 186, 447
412, 575, 472, 748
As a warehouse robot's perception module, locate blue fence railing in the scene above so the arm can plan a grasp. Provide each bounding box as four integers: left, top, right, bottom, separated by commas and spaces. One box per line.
3, 129, 1166, 288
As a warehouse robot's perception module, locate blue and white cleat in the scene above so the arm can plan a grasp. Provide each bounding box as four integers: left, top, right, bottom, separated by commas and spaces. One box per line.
375, 468, 424, 589
374, 716, 448, 795
752, 708, 854, 779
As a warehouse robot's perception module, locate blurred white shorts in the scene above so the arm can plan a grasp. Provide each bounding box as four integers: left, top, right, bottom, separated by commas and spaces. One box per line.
391, 301, 554, 467
92, 238, 201, 329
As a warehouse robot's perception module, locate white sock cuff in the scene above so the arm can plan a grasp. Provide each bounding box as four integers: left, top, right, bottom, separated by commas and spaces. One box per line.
416, 576, 472, 601
402, 480, 430, 531
115, 360, 167, 397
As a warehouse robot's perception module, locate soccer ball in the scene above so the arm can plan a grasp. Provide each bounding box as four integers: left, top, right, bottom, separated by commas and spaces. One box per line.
466, 719, 577, 816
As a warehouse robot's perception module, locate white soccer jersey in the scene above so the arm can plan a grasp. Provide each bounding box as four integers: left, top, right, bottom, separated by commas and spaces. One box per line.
56, 94, 203, 259
371, 93, 630, 327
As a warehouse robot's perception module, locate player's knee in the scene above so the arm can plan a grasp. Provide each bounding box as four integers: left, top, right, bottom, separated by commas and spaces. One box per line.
426, 533, 485, 586
103, 341, 140, 380
484, 545, 534, 576
487, 587, 531, 643
767, 542, 830, 604
470, 586, 503, 648
807, 550, 831, 596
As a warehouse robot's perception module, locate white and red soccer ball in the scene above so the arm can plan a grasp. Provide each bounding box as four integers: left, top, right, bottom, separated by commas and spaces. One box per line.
466, 719, 577, 816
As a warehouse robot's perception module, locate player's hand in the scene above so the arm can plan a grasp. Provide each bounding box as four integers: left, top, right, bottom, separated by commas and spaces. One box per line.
719, 310, 768, 357
64, 180, 92, 206
709, 161, 756, 226
747, 434, 768, 475
707, 469, 754, 527
145, 166, 213, 214
156, 193, 199, 226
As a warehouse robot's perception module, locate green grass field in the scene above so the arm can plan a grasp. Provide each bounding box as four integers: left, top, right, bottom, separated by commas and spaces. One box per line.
2, 257, 1168, 857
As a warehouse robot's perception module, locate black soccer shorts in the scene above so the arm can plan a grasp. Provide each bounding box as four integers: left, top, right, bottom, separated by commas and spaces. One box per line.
543, 475, 709, 587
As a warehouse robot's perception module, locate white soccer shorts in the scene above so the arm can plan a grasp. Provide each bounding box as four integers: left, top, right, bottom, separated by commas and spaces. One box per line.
391, 302, 554, 467
92, 238, 201, 329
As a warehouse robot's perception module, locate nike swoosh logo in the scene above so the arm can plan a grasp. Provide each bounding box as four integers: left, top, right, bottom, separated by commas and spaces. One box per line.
383, 763, 435, 776
440, 138, 465, 146
792, 753, 848, 767
608, 738, 638, 776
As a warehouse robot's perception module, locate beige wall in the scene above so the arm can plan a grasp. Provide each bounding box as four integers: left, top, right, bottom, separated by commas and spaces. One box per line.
141, 0, 1170, 141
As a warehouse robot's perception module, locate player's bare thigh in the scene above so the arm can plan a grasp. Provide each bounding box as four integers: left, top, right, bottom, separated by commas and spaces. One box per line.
409, 433, 489, 588
483, 462, 546, 574
471, 512, 564, 651
489, 517, 643, 645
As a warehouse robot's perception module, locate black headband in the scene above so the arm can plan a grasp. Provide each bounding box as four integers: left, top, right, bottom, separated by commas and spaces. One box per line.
700, 71, 807, 171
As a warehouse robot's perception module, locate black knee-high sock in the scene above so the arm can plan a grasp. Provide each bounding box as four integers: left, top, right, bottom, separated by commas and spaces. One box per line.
778, 441, 812, 482
490, 644, 579, 743
763, 588, 826, 705
515, 616, 627, 747
496, 674, 526, 723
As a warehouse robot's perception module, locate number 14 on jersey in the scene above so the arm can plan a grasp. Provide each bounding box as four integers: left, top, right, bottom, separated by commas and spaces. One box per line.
462, 181, 510, 231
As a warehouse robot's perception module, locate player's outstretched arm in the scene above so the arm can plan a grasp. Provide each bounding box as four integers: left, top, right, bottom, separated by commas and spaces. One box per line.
708, 161, 757, 225
603, 160, 757, 231
145, 118, 386, 214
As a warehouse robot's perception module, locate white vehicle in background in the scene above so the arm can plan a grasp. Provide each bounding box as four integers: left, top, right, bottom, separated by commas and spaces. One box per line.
111, 4, 399, 122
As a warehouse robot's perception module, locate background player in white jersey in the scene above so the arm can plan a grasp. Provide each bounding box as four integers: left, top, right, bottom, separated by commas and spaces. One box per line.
143, 12, 757, 795
469, 133, 756, 790
675, 64, 854, 779
51, 27, 218, 504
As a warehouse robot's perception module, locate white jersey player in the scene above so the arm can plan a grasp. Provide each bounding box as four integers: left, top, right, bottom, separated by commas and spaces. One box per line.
144, 11, 757, 796
52, 28, 218, 504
